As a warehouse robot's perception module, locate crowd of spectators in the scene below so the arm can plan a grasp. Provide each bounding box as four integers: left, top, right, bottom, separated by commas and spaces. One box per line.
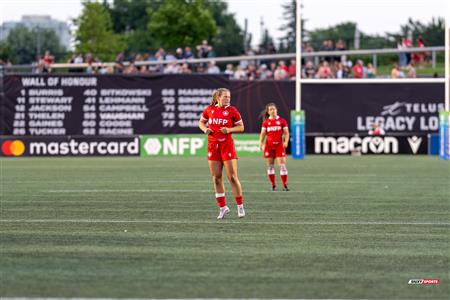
20, 36, 431, 79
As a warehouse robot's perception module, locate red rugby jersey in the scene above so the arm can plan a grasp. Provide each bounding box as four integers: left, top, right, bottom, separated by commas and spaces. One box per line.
201, 105, 242, 142
262, 116, 288, 145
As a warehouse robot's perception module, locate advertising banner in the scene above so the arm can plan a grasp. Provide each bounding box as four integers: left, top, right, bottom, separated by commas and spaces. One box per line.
0, 136, 140, 157
307, 134, 428, 155
140, 134, 261, 157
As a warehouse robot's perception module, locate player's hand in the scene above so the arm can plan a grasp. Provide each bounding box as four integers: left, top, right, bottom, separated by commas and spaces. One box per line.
283, 142, 289, 148
204, 128, 213, 135
259, 143, 264, 150
220, 127, 229, 134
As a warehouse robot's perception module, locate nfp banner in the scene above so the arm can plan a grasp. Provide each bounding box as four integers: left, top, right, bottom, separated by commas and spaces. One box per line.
140, 134, 261, 157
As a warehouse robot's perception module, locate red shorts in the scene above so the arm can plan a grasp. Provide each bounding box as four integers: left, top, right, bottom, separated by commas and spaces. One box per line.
207, 139, 238, 161
264, 142, 286, 158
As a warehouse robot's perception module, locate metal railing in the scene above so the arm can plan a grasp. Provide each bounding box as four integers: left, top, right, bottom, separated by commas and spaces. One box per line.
2, 46, 445, 74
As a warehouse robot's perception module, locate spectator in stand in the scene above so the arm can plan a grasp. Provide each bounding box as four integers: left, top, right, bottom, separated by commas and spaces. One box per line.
239, 49, 249, 70
288, 59, 296, 79
351, 60, 364, 78
124, 61, 138, 74
267, 62, 277, 79
413, 34, 427, 67
274, 64, 288, 80
366, 63, 376, 78
207, 61, 220, 74
335, 62, 344, 79
197, 40, 212, 58
258, 64, 271, 80
406, 62, 416, 78
180, 63, 192, 74
404, 35, 413, 65
224, 64, 234, 79
183, 47, 194, 59
175, 48, 184, 60
139, 65, 150, 74
390, 64, 404, 78
368, 123, 385, 135
316, 61, 333, 79
233, 65, 247, 80
335, 39, 347, 62
42, 50, 54, 73
302, 61, 316, 78
164, 61, 180, 74
115, 50, 125, 73
247, 64, 258, 80
304, 43, 314, 63
397, 38, 407, 67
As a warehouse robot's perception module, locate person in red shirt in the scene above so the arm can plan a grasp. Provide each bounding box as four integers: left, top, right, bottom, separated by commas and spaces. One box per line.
259, 103, 290, 191
352, 60, 364, 78
198, 88, 246, 219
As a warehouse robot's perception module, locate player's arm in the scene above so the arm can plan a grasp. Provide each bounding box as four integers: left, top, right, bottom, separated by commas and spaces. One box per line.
282, 127, 290, 148
221, 120, 244, 134
259, 128, 266, 150
198, 117, 213, 135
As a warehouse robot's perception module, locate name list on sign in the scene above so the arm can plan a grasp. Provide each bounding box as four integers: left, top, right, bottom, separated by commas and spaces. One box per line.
160, 88, 213, 128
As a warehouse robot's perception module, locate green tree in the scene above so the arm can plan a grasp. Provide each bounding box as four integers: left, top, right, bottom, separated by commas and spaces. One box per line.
74, 1, 125, 61
5, 26, 64, 64
103, 0, 162, 52
203, 0, 244, 56
388, 17, 445, 46
0, 41, 11, 62
308, 22, 357, 50
148, 0, 217, 49
278, 0, 306, 53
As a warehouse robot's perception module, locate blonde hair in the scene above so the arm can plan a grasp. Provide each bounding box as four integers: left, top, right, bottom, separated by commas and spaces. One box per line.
210, 88, 230, 106
260, 102, 277, 120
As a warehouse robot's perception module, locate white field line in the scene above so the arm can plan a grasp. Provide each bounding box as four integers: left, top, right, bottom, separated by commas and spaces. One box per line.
1, 219, 449, 226
0, 298, 381, 300
45, 189, 314, 194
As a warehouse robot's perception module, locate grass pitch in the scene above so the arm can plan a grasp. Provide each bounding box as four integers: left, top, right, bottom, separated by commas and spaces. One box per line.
0, 156, 449, 299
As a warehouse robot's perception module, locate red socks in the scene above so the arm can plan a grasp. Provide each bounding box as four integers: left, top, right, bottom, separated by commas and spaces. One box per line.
215, 193, 226, 207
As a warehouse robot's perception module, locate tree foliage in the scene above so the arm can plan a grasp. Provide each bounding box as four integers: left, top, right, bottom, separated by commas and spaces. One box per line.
5, 26, 64, 64
74, 1, 125, 61
203, 0, 244, 56
147, 0, 216, 50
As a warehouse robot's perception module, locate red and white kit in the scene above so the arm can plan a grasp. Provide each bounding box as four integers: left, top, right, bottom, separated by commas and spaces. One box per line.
201, 105, 242, 161
262, 116, 288, 158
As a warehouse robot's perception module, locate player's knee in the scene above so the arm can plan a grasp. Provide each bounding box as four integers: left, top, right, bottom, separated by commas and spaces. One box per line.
280, 164, 288, 174
227, 173, 239, 184
212, 175, 223, 185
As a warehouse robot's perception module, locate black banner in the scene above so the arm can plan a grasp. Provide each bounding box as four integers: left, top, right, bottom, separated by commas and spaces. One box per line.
1, 75, 444, 136
2, 74, 228, 136
307, 135, 428, 155
0, 136, 140, 157
231, 81, 444, 135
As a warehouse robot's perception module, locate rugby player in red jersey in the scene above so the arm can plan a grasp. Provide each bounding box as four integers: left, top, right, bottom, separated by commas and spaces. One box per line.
259, 103, 290, 191
198, 88, 245, 219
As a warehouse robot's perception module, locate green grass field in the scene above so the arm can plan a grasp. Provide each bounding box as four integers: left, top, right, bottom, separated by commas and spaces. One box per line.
1, 156, 449, 299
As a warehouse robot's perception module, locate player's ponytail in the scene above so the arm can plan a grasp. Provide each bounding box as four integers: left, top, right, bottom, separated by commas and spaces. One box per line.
210, 88, 230, 106
260, 102, 277, 120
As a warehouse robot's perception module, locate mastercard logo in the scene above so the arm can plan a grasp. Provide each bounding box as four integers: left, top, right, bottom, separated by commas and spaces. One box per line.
1, 140, 26, 156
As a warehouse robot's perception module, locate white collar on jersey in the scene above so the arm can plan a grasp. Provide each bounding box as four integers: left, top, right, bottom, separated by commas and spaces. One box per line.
215, 104, 230, 109
268, 115, 280, 120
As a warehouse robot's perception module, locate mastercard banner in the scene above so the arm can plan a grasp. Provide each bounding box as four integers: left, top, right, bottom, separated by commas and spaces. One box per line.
0, 136, 140, 157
